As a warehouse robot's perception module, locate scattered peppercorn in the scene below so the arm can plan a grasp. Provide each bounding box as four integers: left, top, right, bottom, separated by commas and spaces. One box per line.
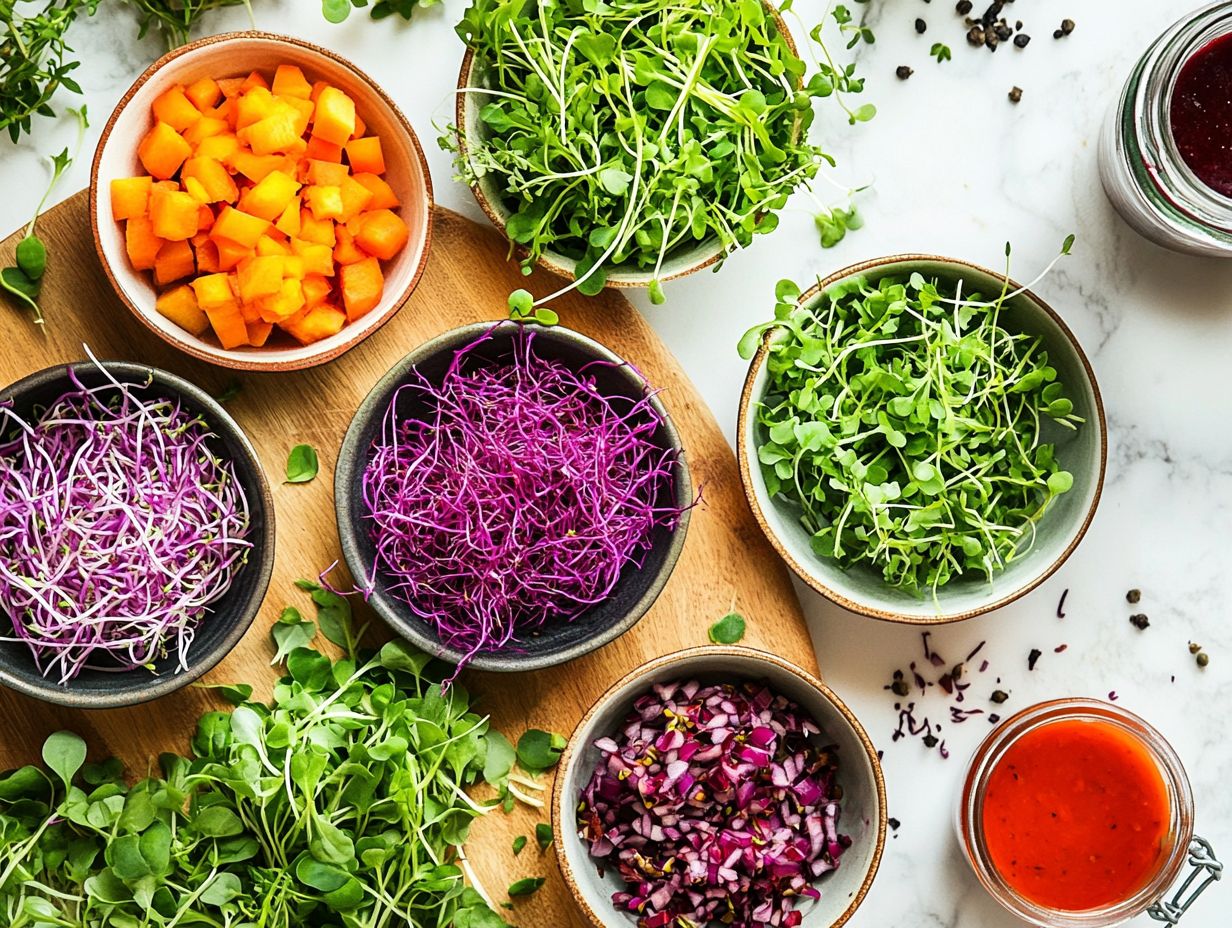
991, 689, 1009, 704
1130, 613, 1150, 630
1127, 588, 1141, 604
956, 0, 972, 13
891, 678, 910, 696
1008, 86, 1023, 103
988, 713, 1000, 724
1027, 648, 1042, 671
1189, 641, 1202, 654
1060, 18, 1075, 35
896, 65, 915, 80
967, 26, 985, 46
888, 817, 901, 831
1197, 652, 1210, 668
1013, 33, 1030, 48
915, 18, 927, 33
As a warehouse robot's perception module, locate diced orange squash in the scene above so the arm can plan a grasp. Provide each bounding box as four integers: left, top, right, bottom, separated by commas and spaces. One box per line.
191, 272, 236, 309
215, 237, 249, 272
354, 209, 409, 261
211, 206, 270, 248
302, 274, 331, 306
284, 305, 346, 345
196, 133, 240, 163
194, 237, 221, 273
197, 204, 215, 231
283, 255, 306, 279
255, 278, 305, 322
313, 86, 356, 146
305, 135, 342, 163
247, 320, 275, 347
152, 86, 201, 131
235, 87, 276, 129
183, 116, 229, 147
217, 77, 245, 98
110, 176, 152, 221
309, 80, 328, 103
304, 185, 343, 221
238, 169, 300, 220
138, 122, 192, 180
213, 97, 238, 128
272, 64, 312, 100
351, 112, 366, 140
155, 284, 209, 335
186, 77, 222, 111
307, 160, 349, 186
240, 70, 271, 93
298, 209, 336, 246
339, 256, 383, 321
182, 176, 210, 203
332, 225, 366, 266
154, 239, 196, 286
237, 255, 284, 303
228, 149, 291, 184
205, 303, 249, 349
182, 156, 239, 204
274, 198, 301, 237
256, 234, 292, 257
237, 299, 263, 324
337, 176, 374, 222
292, 238, 335, 277
352, 173, 399, 210
345, 137, 384, 175
240, 106, 301, 156
281, 96, 314, 134
149, 186, 200, 241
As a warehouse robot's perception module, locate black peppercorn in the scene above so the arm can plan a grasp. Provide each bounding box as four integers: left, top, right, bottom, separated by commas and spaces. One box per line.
956, 0, 973, 14
1008, 86, 1023, 103
915, 18, 927, 33
1197, 652, 1210, 667
991, 689, 1009, 704
967, 26, 985, 46
1061, 18, 1075, 35
1129, 613, 1150, 630
1127, 588, 1141, 604
896, 65, 914, 80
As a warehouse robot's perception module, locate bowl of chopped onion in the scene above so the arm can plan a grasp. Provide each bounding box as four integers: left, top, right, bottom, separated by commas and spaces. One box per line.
335, 320, 693, 678
554, 645, 886, 928
737, 254, 1106, 623
0, 359, 275, 708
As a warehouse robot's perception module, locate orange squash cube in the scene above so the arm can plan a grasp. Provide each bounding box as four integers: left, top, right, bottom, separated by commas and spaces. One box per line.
339, 256, 383, 321
196, 133, 240, 163
351, 112, 366, 140
215, 237, 249, 272
238, 169, 300, 221
256, 278, 305, 322
354, 209, 409, 261
282, 96, 314, 134
149, 186, 200, 242
352, 173, 400, 210
282, 255, 306, 279
284, 305, 346, 345
197, 204, 216, 231
256, 234, 292, 257
312, 86, 356, 146
237, 255, 285, 303
185, 77, 222, 111
272, 64, 313, 100
274, 198, 301, 237
217, 77, 246, 98
298, 209, 336, 246
183, 116, 228, 147
211, 206, 271, 249
138, 122, 192, 180
305, 135, 343, 163
155, 284, 209, 335
240, 107, 302, 156
332, 225, 367, 265
235, 87, 276, 129
182, 156, 239, 204
205, 303, 250, 349
304, 185, 343, 221
154, 239, 196, 286
307, 160, 349, 186
194, 237, 221, 274
247, 320, 275, 347
110, 176, 152, 221
240, 70, 271, 93
344, 137, 385, 175
191, 272, 236, 309
337, 176, 374, 222
228, 149, 290, 184
292, 238, 335, 277
302, 274, 332, 306
152, 86, 202, 131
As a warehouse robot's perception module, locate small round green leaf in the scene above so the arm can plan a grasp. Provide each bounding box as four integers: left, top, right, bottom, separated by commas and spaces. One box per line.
285, 444, 319, 483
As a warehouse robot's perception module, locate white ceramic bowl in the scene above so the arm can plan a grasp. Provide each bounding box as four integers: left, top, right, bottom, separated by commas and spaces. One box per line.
737, 255, 1107, 623
90, 32, 433, 371
552, 646, 886, 928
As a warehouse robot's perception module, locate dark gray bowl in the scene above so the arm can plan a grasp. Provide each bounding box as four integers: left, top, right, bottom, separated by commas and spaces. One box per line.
335, 321, 692, 672
0, 361, 275, 708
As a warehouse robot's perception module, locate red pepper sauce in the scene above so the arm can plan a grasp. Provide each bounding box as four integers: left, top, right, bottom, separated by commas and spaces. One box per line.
1172, 33, 1232, 198
980, 718, 1170, 911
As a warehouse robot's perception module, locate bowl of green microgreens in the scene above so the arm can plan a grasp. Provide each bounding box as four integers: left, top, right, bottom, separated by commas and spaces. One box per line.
736, 249, 1107, 622
447, 0, 872, 305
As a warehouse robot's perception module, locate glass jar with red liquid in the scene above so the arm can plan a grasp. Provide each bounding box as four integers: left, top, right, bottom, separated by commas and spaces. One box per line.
957, 699, 1220, 927
1100, 2, 1232, 255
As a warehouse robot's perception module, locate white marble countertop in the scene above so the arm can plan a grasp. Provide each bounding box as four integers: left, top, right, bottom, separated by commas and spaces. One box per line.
1, 1, 1228, 925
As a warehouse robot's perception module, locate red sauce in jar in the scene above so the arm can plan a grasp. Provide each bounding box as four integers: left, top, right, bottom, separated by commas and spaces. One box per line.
1172, 33, 1232, 198
980, 718, 1171, 911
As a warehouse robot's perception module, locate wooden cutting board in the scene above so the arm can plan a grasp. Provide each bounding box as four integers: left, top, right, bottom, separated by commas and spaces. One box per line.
0, 189, 814, 926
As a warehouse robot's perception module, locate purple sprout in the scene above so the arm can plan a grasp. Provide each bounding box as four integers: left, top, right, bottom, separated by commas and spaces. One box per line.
579, 680, 849, 928
0, 363, 251, 683
361, 326, 685, 671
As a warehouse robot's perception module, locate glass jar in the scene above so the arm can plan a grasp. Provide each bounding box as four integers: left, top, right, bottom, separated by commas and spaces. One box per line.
956, 699, 1220, 927
1099, 2, 1232, 255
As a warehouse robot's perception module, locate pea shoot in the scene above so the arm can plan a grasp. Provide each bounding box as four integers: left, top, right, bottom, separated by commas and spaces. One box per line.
0, 1, 96, 143
740, 239, 1084, 596
2, 105, 86, 327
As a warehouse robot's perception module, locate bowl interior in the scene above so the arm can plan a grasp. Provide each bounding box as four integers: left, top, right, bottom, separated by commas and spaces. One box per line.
741, 258, 1105, 621
94, 33, 431, 368
556, 648, 884, 928
337, 322, 691, 671
0, 362, 272, 706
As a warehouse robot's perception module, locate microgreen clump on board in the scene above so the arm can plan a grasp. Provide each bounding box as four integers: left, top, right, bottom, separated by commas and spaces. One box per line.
445, 0, 873, 307
740, 239, 1083, 595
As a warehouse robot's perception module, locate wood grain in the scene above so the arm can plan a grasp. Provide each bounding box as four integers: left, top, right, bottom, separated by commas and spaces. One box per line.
0, 189, 814, 925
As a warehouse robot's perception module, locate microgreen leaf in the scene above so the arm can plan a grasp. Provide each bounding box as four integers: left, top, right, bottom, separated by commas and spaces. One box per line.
322, 0, 352, 22
931, 42, 952, 62
192, 681, 254, 705
708, 612, 747, 644
535, 822, 553, 851
42, 731, 86, 790
512, 835, 527, 855
516, 729, 566, 772
285, 444, 319, 483
508, 877, 545, 897
270, 607, 316, 664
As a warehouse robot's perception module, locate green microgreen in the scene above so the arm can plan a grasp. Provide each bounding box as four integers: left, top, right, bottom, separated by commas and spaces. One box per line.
739, 239, 1084, 595
125, 0, 256, 49
931, 42, 952, 63
534, 822, 553, 851
192, 681, 254, 704
0, 1, 97, 143
508, 876, 545, 897
445, 0, 871, 308
708, 612, 747, 644
512, 835, 527, 855
285, 444, 319, 483
814, 203, 864, 248
322, 0, 442, 25
516, 729, 566, 773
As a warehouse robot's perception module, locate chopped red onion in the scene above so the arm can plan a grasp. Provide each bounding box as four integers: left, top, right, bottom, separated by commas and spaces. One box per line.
579, 680, 849, 928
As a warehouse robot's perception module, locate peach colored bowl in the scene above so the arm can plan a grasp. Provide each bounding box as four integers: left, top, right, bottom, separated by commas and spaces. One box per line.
90, 32, 433, 371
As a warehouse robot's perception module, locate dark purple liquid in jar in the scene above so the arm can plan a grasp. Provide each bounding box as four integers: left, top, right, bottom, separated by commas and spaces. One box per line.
1172, 33, 1232, 198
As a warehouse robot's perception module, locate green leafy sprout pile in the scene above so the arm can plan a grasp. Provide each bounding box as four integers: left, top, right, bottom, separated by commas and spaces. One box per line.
445, 0, 874, 310
740, 238, 1084, 596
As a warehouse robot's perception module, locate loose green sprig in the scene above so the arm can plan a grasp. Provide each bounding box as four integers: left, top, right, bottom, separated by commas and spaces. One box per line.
0, 0, 97, 143
2, 106, 87, 326
740, 239, 1083, 596
125, 0, 255, 49
931, 42, 952, 63
322, 0, 443, 24
447, 0, 871, 308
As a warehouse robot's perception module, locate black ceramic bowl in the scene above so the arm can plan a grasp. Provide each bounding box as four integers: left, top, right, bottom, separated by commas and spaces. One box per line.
0, 361, 275, 708
335, 321, 692, 672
